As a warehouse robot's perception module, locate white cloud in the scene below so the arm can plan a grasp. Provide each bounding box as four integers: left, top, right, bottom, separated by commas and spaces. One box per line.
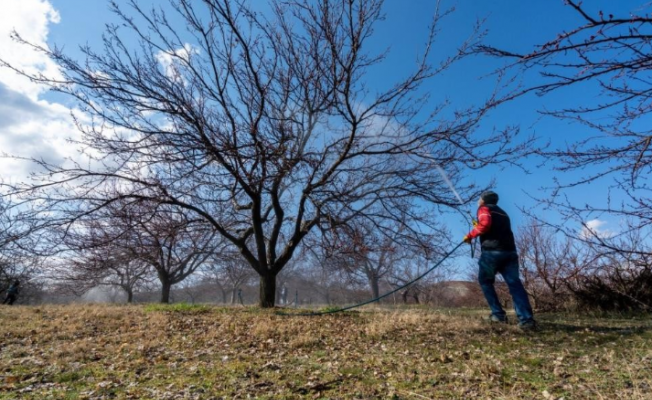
155, 44, 198, 84
0, 0, 62, 100
580, 219, 615, 240
0, 0, 81, 184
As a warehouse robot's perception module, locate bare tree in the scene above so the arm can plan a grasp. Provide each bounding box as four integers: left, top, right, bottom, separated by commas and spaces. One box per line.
53, 213, 153, 302
179, 277, 202, 304
0, 198, 42, 303
328, 217, 441, 299
513, 217, 652, 311
2, 0, 529, 307
61, 252, 152, 303
516, 220, 595, 310
567, 224, 652, 311
330, 226, 397, 299
130, 207, 222, 303
59, 199, 222, 303
200, 266, 229, 304
300, 239, 354, 305
108, 258, 153, 303
388, 253, 455, 305
205, 254, 254, 304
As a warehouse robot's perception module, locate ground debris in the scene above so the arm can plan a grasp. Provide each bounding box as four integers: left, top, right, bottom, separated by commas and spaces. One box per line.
0, 305, 650, 399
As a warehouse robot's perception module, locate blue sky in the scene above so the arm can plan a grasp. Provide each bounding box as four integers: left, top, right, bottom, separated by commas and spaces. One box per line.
1, 0, 645, 248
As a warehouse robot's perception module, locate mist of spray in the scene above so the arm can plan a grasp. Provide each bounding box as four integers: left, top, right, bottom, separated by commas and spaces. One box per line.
81, 286, 126, 303
435, 165, 463, 205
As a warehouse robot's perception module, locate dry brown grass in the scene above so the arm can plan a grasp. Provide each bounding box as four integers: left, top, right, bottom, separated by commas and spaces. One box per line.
0, 304, 650, 399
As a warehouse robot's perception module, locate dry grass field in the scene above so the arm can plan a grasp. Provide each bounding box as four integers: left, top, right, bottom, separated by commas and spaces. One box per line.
0, 304, 651, 399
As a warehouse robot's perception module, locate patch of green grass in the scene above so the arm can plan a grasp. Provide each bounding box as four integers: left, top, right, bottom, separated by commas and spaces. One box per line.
340, 366, 364, 376
320, 305, 344, 313
54, 371, 82, 383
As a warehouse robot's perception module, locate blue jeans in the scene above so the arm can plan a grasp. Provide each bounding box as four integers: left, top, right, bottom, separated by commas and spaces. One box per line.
478, 251, 534, 324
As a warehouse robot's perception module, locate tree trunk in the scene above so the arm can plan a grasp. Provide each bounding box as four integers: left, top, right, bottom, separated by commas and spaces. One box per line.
126, 288, 133, 303
369, 275, 380, 299
231, 288, 237, 305
161, 280, 172, 304
259, 273, 276, 308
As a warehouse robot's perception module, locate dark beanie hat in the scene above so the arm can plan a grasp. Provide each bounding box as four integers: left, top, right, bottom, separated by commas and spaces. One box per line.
481, 190, 499, 205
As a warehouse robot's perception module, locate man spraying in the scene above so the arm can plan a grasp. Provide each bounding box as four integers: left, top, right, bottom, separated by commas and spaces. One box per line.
2, 280, 20, 305
464, 191, 537, 331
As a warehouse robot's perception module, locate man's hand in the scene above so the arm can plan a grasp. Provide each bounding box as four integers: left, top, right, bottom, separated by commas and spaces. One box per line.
472, 219, 478, 227
463, 235, 472, 244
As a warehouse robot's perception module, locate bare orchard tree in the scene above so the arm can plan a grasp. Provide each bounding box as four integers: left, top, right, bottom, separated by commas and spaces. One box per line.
328, 218, 440, 299
387, 253, 455, 305
515, 220, 597, 311
0, 198, 42, 303
476, 0, 652, 253
57, 251, 153, 303
129, 206, 223, 303
179, 276, 203, 304
568, 223, 652, 311
105, 258, 152, 303
205, 254, 255, 304
51, 209, 154, 302
301, 239, 355, 305
201, 265, 229, 304
515, 217, 652, 311
2, 0, 529, 307
59, 199, 224, 303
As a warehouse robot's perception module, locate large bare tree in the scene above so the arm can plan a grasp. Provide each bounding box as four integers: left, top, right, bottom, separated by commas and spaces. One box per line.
2, 0, 528, 307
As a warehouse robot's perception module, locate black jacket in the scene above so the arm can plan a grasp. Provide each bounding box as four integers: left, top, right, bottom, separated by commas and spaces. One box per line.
480, 204, 517, 252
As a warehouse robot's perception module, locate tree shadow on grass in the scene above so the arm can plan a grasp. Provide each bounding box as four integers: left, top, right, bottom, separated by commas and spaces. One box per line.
536, 312, 652, 335
464, 315, 652, 344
